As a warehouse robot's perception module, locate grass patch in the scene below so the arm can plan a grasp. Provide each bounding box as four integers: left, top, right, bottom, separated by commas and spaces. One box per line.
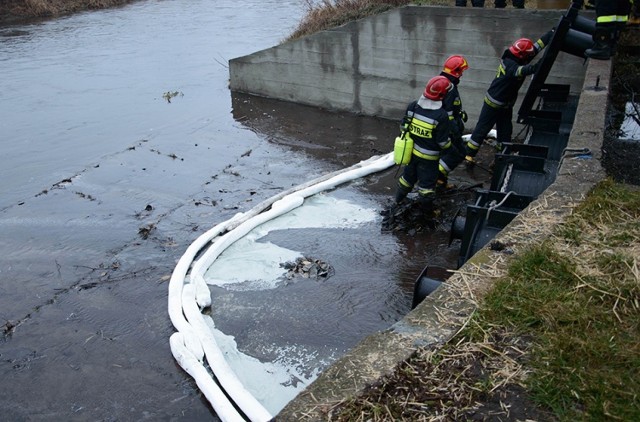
460, 179, 640, 420
1, 0, 135, 18
286, 0, 544, 42
462, 179, 640, 420
333, 179, 640, 421
510, 179, 640, 421
287, 0, 414, 41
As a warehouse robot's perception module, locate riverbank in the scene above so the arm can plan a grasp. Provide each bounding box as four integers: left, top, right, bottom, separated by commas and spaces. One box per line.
0, 0, 137, 23
331, 178, 640, 421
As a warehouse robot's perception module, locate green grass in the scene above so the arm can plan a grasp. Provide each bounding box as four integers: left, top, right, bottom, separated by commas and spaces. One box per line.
334, 180, 640, 421
476, 179, 640, 421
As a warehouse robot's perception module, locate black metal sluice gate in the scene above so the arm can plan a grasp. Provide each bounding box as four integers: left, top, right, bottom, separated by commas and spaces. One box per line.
412, 1, 595, 307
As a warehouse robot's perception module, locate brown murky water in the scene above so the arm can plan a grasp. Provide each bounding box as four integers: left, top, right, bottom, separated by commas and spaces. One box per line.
0, 1, 490, 420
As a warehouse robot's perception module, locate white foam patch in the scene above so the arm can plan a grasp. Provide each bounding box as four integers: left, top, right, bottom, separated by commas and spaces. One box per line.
204, 316, 321, 415
251, 193, 379, 235
204, 193, 378, 289
204, 238, 300, 289
622, 101, 640, 140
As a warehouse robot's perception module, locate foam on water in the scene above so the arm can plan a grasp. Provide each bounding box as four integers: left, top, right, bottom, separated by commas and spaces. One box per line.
204, 311, 329, 414
204, 193, 379, 290
198, 193, 379, 413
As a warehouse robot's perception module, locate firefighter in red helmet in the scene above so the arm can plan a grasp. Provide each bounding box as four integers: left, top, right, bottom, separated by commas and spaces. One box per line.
394, 76, 453, 214
437, 55, 469, 191
463, 30, 553, 164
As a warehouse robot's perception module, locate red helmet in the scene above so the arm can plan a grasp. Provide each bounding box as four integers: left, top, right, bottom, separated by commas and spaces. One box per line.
509, 38, 535, 60
442, 55, 469, 78
423, 76, 453, 101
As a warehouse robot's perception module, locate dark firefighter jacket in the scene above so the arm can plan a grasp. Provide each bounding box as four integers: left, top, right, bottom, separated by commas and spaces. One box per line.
441, 72, 464, 143
484, 30, 553, 109
403, 99, 452, 160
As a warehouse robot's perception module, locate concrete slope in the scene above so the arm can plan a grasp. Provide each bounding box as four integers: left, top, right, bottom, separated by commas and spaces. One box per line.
229, 6, 592, 126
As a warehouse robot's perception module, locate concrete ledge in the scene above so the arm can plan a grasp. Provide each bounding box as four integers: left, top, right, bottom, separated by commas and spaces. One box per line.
230, 6, 592, 127
276, 58, 611, 422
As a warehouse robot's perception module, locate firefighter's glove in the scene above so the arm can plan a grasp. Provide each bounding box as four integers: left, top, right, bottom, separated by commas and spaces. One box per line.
460, 110, 468, 123
532, 60, 542, 74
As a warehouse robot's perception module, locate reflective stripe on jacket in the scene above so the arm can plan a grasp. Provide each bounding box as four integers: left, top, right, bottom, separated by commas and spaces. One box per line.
403, 100, 451, 160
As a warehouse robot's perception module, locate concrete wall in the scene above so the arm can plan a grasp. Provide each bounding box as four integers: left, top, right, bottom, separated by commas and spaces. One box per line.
229, 6, 592, 127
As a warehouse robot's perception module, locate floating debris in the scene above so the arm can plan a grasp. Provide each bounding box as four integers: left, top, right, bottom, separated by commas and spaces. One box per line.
138, 223, 155, 239
380, 199, 440, 233
162, 90, 184, 103
380, 183, 482, 234
280, 257, 334, 281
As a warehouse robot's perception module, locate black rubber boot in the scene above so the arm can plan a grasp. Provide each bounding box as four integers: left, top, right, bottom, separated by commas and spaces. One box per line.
415, 198, 439, 225
394, 186, 410, 204
436, 174, 456, 194
585, 26, 615, 60
585, 41, 611, 60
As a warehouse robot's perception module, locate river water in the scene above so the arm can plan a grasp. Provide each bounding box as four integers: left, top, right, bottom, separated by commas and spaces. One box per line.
0, 1, 484, 419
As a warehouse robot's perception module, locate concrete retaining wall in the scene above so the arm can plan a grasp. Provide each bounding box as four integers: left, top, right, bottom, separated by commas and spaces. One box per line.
229, 6, 593, 127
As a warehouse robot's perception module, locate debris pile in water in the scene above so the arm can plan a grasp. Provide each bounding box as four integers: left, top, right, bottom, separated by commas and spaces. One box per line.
380, 182, 483, 235
280, 257, 334, 281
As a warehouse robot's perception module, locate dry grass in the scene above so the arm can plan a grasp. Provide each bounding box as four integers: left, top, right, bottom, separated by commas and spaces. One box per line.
287, 0, 413, 41
332, 179, 640, 421
328, 329, 545, 421
0, 0, 135, 18
286, 0, 545, 41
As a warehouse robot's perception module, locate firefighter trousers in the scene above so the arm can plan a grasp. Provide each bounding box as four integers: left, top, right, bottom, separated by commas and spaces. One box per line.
395, 155, 439, 208
468, 102, 513, 156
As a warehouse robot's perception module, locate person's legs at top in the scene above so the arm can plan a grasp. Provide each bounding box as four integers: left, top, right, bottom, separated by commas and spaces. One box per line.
613, 0, 633, 53
585, 0, 629, 59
